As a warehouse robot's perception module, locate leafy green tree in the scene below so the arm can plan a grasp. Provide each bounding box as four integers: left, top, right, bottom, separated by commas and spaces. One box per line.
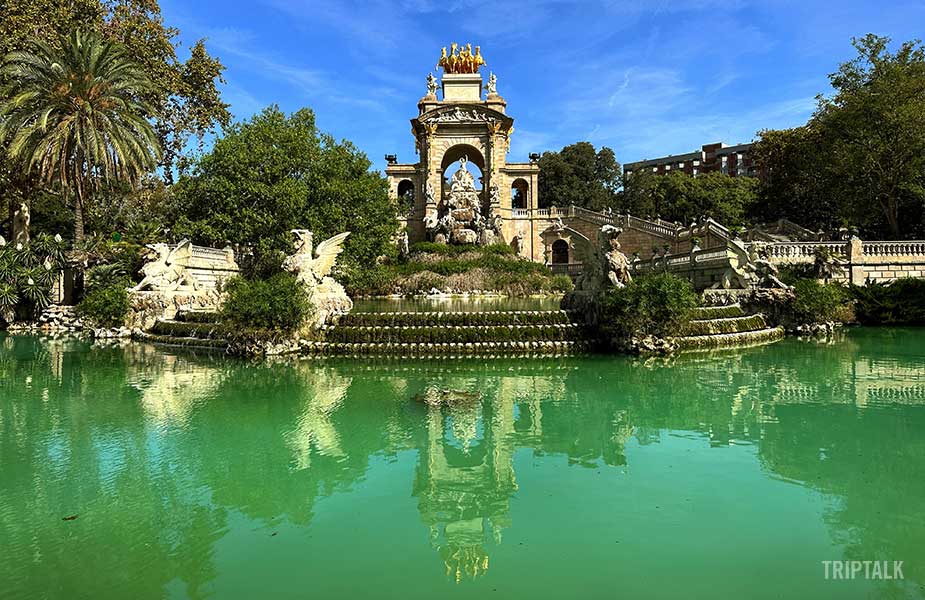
172, 106, 397, 274
817, 34, 925, 237
752, 35, 925, 238
749, 126, 840, 230
0, 31, 162, 241
538, 142, 621, 210
0, 0, 228, 180
0, 0, 229, 240
619, 171, 757, 226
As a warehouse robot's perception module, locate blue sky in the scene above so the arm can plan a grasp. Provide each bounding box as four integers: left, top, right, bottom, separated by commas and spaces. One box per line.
160, 0, 924, 172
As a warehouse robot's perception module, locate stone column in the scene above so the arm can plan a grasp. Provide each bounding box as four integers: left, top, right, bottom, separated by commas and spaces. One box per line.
849, 236, 864, 284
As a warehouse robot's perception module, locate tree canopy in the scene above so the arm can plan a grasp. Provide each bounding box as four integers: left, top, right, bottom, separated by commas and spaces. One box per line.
0, 0, 229, 240
0, 31, 162, 241
753, 35, 925, 238
537, 142, 621, 210
620, 171, 758, 226
0, 0, 229, 178
171, 106, 397, 275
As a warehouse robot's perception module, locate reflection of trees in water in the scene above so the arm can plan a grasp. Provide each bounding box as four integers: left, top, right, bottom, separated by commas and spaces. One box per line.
3, 330, 925, 593
0, 337, 226, 598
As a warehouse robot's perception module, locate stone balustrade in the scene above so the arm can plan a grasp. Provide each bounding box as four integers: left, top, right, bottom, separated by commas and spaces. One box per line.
765, 237, 925, 283
765, 241, 850, 264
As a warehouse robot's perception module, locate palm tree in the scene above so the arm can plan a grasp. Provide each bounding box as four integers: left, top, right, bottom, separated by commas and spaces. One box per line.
0, 30, 161, 242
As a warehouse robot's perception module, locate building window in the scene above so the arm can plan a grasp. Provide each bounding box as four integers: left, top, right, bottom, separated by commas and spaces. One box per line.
693, 167, 699, 177
721, 156, 728, 175
693, 160, 701, 166
665, 164, 671, 171
652, 167, 658, 173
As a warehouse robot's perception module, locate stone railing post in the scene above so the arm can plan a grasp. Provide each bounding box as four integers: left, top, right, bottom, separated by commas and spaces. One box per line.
848, 236, 864, 284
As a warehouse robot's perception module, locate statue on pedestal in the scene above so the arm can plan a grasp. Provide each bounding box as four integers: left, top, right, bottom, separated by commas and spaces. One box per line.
282, 230, 353, 327
713, 238, 759, 290
486, 72, 497, 96
131, 240, 200, 292
426, 72, 438, 97
575, 225, 630, 292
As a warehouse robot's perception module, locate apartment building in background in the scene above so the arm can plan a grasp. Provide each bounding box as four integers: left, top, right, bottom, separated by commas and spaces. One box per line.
623, 142, 757, 178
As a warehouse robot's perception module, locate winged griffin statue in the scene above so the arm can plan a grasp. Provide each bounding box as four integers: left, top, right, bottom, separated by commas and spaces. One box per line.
282, 230, 353, 327
131, 240, 200, 292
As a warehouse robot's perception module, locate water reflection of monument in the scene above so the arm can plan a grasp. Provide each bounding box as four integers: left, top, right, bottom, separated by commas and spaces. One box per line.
412, 386, 518, 582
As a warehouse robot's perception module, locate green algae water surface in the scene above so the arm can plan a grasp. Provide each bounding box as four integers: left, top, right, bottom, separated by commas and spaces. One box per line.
1, 328, 924, 599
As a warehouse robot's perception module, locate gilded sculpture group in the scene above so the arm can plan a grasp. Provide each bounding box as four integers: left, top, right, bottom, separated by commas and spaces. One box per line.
437, 43, 486, 74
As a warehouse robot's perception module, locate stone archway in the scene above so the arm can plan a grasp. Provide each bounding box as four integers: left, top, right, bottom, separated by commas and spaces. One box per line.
511, 178, 528, 210
551, 239, 569, 264
440, 143, 486, 173
397, 179, 415, 216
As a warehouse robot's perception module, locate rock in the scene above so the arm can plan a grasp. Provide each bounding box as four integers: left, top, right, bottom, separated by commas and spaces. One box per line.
451, 229, 478, 245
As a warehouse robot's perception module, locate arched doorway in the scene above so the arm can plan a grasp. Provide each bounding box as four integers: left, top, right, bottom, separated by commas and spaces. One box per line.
551, 239, 569, 264
397, 179, 415, 216
511, 178, 528, 210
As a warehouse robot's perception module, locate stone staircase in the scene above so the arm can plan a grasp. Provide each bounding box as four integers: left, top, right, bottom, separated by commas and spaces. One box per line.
675, 304, 784, 351
136, 310, 229, 350
309, 310, 594, 356
135, 305, 782, 356
135, 309, 596, 356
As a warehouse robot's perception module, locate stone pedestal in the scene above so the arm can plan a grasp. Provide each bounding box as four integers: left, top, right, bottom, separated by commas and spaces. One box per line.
441, 73, 482, 101
308, 277, 353, 329
128, 289, 223, 331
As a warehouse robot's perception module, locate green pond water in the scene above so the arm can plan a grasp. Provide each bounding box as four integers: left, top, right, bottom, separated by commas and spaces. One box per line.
1, 328, 925, 599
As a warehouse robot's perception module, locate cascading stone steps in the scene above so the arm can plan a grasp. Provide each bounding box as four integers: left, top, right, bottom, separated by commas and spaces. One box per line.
675, 303, 784, 351
133, 305, 783, 355
134, 309, 597, 356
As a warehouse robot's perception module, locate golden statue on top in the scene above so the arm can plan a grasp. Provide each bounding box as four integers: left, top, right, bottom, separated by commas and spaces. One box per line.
437, 43, 486, 74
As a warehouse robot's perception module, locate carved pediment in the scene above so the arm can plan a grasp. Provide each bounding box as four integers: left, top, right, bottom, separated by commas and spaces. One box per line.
417, 105, 510, 127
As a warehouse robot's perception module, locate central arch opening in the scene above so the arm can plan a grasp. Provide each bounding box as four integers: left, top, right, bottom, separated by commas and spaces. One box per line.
440, 144, 485, 205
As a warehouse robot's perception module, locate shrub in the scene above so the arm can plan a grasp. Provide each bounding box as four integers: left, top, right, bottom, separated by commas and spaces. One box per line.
849, 279, 925, 325
0, 234, 68, 322
546, 274, 575, 293
790, 279, 850, 324
76, 280, 131, 327
777, 263, 815, 286
601, 273, 699, 338
221, 272, 311, 332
